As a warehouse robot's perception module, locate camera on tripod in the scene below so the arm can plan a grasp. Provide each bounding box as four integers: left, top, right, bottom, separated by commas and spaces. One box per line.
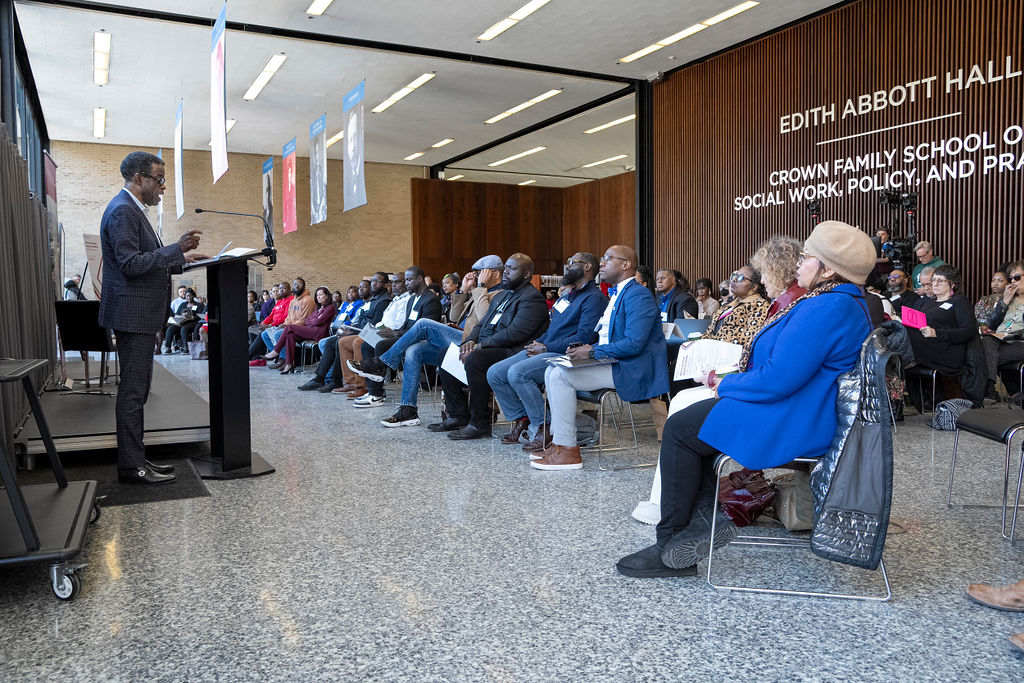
878, 190, 918, 272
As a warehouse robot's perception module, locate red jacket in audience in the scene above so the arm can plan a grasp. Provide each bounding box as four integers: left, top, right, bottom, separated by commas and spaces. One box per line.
262, 295, 293, 326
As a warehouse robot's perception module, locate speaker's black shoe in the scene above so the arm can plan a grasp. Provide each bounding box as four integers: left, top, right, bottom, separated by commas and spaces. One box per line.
145, 460, 175, 474
118, 467, 176, 485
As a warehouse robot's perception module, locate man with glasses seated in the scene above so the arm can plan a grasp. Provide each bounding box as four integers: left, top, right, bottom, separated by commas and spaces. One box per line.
531, 245, 669, 471
885, 269, 918, 316
487, 252, 606, 451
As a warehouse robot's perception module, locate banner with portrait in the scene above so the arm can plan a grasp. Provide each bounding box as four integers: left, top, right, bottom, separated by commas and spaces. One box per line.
262, 156, 274, 236
282, 138, 297, 234
209, 3, 228, 182
309, 114, 327, 225
155, 148, 164, 239
174, 100, 185, 219
342, 80, 367, 211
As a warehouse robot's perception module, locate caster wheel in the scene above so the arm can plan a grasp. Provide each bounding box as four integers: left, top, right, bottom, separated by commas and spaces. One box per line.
52, 573, 81, 601
89, 502, 101, 524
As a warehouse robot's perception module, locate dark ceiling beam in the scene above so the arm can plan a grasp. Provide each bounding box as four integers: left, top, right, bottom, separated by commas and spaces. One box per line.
24, 0, 640, 86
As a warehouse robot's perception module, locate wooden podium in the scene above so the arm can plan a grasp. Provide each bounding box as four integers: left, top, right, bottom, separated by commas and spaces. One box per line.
184, 254, 274, 479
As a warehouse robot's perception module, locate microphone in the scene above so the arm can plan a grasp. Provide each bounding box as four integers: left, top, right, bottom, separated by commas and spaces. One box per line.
194, 208, 276, 266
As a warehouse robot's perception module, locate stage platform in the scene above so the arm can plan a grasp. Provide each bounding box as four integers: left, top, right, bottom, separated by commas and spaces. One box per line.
14, 361, 209, 456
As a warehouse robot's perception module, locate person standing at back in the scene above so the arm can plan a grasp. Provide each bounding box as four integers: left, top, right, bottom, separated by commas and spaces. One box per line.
98, 151, 207, 485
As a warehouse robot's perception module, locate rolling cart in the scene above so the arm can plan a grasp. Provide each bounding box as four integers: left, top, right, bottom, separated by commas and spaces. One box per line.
0, 359, 99, 600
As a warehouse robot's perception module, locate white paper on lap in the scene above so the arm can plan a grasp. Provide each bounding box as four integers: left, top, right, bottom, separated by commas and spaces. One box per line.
442, 342, 468, 385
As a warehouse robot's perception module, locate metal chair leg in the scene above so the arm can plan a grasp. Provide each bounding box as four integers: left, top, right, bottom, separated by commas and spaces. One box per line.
947, 429, 961, 507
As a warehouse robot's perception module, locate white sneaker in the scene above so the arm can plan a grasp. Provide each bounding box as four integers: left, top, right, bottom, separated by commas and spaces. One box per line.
631, 501, 661, 526
354, 394, 386, 408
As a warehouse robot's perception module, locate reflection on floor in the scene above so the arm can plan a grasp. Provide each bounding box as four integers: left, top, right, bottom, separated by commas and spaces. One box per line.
1, 354, 1023, 680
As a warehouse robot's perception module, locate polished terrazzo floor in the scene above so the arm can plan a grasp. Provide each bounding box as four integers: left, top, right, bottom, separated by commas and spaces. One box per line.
2, 354, 1024, 681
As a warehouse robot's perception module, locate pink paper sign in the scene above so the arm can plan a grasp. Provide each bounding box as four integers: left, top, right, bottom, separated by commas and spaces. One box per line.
903, 307, 927, 329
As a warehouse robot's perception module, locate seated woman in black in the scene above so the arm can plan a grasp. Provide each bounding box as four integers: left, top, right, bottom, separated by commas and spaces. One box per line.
177, 288, 207, 353
905, 264, 977, 405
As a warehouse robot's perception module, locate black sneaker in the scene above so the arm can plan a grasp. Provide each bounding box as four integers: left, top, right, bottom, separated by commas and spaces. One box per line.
347, 359, 386, 383
381, 405, 421, 428
317, 382, 338, 393
297, 379, 324, 391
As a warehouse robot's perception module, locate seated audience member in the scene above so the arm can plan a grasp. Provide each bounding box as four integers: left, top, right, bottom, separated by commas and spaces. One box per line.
381, 274, 410, 330
264, 278, 314, 366
916, 265, 936, 298
259, 289, 274, 320
247, 290, 259, 326
333, 273, 393, 398
545, 289, 557, 311
487, 252, 606, 450
439, 273, 461, 324
718, 280, 732, 305
63, 274, 87, 300
159, 284, 190, 353
976, 267, 1009, 328
886, 269, 918, 316
864, 271, 895, 323
617, 221, 875, 578
655, 269, 698, 321
708, 265, 770, 346
249, 284, 290, 363
448, 271, 477, 324
532, 245, 668, 470
350, 258, 505, 427
264, 286, 337, 373
694, 278, 719, 320
904, 265, 977, 406
750, 236, 806, 317
350, 266, 442, 408
634, 265, 656, 295
981, 260, 1024, 397
331, 290, 343, 309
431, 253, 549, 440
297, 277, 380, 392
177, 288, 206, 352
912, 240, 946, 289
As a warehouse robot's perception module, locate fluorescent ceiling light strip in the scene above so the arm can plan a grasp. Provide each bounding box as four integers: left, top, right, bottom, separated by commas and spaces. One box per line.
431, 138, 454, 148
484, 111, 512, 124
94, 31, 111, 52
518, 180, 536, 186
94, 69, 108, 86
94, 31, 110, 86
305, 0, 334, 16
509, 0, 551, 21
92, 107, 105, 138
446, 174, 464, 181
243, 54, 287, 101
582, 154, 628, 168
484, 89, 561, 124
477, 0, 550, 40
704, 1, 759, 26
488, 146, 546, 167
584, 114, 636, 134
404, 152, 424, 161
619, 2, 758, 63
372, 73, 435, 113
530, 89, 562, 103
326, 130, 344, 147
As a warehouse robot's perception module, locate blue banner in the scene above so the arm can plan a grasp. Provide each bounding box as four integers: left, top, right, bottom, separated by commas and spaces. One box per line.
343, 81, 367, 211
310, 114, 327, 225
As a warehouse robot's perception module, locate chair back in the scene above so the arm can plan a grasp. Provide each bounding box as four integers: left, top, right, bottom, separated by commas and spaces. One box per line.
54, 300, 115, 352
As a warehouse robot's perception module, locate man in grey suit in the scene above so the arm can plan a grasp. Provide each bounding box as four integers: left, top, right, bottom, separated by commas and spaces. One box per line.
99, 151, 207, 484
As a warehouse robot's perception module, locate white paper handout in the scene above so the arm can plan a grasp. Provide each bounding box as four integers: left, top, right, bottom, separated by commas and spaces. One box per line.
673, 338, 743, 381
441, 342, 468, 385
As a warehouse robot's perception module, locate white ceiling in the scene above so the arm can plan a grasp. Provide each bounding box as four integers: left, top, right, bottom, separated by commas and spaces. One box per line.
16, 0, 839, 186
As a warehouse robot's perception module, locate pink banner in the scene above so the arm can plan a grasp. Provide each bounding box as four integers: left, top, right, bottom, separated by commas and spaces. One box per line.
282, 138, 297, 234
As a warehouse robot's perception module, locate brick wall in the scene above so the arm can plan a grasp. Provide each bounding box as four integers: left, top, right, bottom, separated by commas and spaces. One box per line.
51, 140, 424, 299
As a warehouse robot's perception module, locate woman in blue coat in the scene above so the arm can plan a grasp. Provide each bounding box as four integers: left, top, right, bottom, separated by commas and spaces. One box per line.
617, 221, 877, 578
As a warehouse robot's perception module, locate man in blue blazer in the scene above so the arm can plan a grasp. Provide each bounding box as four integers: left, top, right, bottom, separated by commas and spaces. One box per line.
533, 245, 669, 470
98, 151, 206, 484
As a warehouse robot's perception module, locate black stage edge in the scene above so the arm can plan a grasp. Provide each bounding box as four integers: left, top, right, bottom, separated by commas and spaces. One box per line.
186, 255, 275, 480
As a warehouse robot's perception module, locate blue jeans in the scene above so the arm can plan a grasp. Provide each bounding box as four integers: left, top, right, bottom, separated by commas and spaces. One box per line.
380, 318, 461, 407
318, 336, 337, 382
261, 327, 283, 353
486, 350, 557, 439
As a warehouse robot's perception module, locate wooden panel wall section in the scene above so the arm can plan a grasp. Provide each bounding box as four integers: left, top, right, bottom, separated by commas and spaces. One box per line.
653, 0, 1023, 299
411, 173, 635, 278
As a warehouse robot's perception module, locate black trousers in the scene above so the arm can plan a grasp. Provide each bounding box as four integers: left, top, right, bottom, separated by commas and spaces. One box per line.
439, 347, 515, 429
656, 397, 721, 546
113, 330, 157, 468
312, 336, 340, 382
179, 321, 200, 348
248, 334, 267, 359
362, 338, 399, 396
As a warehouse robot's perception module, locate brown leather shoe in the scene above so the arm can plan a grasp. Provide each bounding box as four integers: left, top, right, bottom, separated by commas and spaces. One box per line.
967, 579, 1024, 611
501, 417, 530, 444
335, 383, 358, 393
1011, 633, 1024, 653
522, 424, 553, 453
346, 388, 368, 400
530, 445, 582, 470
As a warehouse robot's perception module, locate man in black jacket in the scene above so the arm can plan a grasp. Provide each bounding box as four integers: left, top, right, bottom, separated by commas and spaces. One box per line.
432, 253, 549, 440
351, 266, 442, 408
655, 269, 698, 322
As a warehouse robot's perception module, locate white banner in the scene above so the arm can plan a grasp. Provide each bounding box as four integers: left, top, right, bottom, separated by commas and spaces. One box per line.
174, 100, 184, 219
210, 3, 228, 182
310, 114, 327, 225
83, 233, 103, 300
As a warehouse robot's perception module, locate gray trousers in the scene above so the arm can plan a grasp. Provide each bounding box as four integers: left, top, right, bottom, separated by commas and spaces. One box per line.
114, 330, 156, 468
982, 336, 1024, 382
544, 363, 615, 447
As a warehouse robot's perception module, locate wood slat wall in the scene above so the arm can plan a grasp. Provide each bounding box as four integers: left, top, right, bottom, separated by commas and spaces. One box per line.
411, 172, 635, 277
653, 0, 1023, 299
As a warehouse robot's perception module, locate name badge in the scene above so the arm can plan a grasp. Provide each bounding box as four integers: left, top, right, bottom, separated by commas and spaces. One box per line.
360, 303, 370, 311
409, 309, 419, 321
553, 298, 569, 313
940, 302, 953, 310
490, 313, 503, 325
660, 311, 668, 322
889, 295, 900, 302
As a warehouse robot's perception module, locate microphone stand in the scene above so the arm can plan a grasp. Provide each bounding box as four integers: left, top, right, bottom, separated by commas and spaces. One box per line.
194, 208, 276, 268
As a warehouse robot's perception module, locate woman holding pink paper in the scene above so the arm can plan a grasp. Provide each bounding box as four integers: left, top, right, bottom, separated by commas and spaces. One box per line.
904, 265, 977, 382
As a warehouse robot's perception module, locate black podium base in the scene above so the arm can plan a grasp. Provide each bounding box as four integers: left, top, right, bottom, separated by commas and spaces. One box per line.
190, 452, 275, 480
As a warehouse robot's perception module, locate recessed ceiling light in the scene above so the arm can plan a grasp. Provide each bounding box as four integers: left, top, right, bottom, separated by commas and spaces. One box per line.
372, 73, 435, 113
93, 31, 110, 86
518, 180, 536, 186
477, 0, 551, 40
431, 138, 454, 148
488, 146, 546, 167
584, 114, 636, 134
326, 130, 344, 147
404, 152, 425, 161
619, 2, 758, 63
581, 154, 628, 168
242, 54, 287, 101
446, 174, 464, 181
305, 0, 334, 16
92, 107, 105, 138
484, 89, 562, 124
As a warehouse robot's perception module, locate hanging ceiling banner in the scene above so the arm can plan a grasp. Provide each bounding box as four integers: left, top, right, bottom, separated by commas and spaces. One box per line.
282, 138, 297, 234
262, 156, 275, 236
174, 100, 185, 219
210, 3, 228, 182
342, 80, 367, 211
310, 114, 327, 225
155, 148, 164, 238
